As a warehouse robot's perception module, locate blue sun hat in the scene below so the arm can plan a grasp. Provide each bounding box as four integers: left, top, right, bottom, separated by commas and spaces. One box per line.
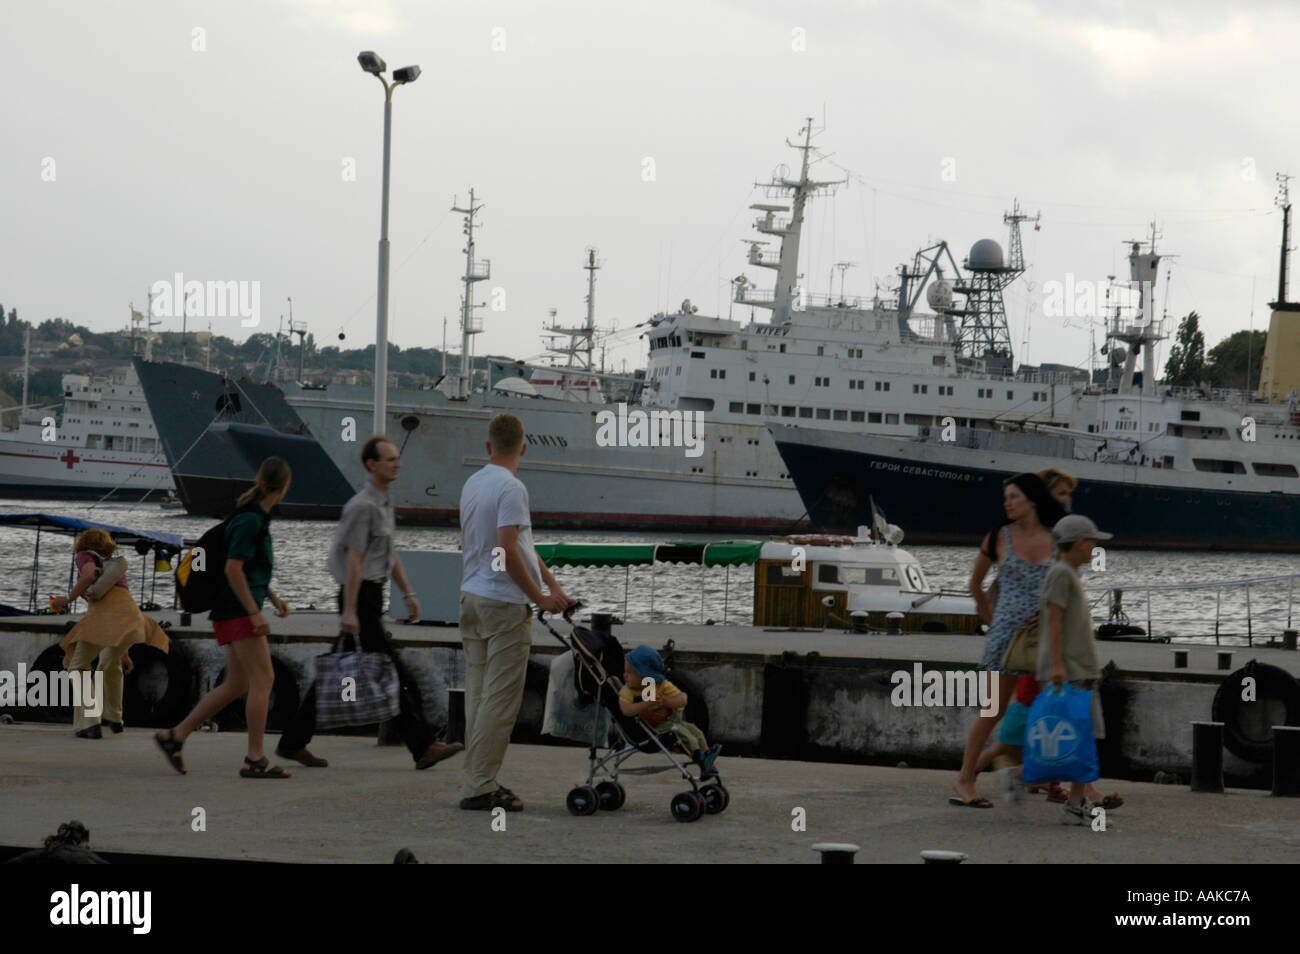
626, 645, 666, 683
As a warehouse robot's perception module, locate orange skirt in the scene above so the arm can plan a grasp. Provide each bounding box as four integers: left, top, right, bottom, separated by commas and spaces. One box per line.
60, 586, 170, 668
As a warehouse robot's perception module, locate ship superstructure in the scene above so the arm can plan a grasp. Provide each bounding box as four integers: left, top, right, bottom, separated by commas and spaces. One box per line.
278, 122, 1087, 529
0, 363, 174, 500
771, 222, 1300, 550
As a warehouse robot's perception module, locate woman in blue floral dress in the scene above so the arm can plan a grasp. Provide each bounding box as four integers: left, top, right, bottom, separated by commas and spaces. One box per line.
951, 473, 1066, 808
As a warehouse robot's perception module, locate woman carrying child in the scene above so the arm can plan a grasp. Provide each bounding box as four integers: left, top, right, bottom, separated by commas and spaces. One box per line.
53, 528, 170, 739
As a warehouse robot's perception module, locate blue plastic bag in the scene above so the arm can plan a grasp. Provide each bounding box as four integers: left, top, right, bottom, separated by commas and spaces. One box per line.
1023, 683, 1099, 783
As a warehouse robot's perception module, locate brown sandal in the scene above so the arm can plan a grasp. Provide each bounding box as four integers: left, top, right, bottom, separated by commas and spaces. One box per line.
154, 729, 187, 775
240, 756, 292, 779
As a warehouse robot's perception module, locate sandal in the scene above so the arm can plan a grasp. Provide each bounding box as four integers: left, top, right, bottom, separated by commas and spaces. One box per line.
948, 787, 993, 808
1100, 792, 1124, 810
459, 786, 523, 812
240, 756, 292, 779
154, 729, 187, 775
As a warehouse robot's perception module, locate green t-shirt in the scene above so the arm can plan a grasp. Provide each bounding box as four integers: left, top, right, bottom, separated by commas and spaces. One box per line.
209, 507, 274, 621
1036, 559, 1099, 683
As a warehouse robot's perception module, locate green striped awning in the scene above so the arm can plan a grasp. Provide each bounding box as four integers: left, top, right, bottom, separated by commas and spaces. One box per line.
533, 541, 762, 568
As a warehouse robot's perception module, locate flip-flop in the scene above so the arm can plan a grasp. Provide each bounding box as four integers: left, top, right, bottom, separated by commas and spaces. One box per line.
949, 790, 994, 808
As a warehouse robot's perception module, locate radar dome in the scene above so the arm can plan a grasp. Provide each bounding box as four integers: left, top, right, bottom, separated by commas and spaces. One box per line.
968, 238, 1005, 271
926, 280, 954, 312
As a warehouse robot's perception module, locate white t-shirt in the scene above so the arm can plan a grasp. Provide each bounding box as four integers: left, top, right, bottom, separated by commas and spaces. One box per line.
459, 463, 543, 604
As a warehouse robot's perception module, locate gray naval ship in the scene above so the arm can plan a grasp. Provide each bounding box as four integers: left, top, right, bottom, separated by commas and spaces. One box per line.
282, 120, 1081, 531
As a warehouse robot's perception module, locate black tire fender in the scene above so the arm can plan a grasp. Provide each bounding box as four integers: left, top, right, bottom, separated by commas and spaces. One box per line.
1211, 660, 1300, 763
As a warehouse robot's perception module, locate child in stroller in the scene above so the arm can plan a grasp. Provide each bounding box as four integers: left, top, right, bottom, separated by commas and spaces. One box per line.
540, 606, 729, 823
620, 646, 721, 778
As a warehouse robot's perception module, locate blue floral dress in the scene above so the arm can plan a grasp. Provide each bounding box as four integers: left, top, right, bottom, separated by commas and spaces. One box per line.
979, 526, 1052, 672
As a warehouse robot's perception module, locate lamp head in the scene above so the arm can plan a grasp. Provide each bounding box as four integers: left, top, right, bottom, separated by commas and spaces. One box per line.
357, 51, 387, 74
392, 65, 421, 84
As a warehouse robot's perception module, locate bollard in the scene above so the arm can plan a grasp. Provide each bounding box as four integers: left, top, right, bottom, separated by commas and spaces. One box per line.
851, 611, 869, 634
447, 688, 466, 746
179, 612, 192, 627
590, 612, 613, 636
1284, 630, 1298, 651
1190, 721, 1225, 793
1172, 649, 1188, 669
1217, 651, 1233, 670
812, 843, 859, 864
1272, 726, 1300, 797
886, 612, 904, 635
921, 849, 968, 865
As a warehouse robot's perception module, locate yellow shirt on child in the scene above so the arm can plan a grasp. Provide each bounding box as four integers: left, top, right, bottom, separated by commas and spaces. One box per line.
618, 678, 681, 725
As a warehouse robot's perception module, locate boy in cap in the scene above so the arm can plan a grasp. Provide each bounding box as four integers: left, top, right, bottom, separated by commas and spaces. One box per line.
1038, 514, 1114, 824
619, 645, 721, 777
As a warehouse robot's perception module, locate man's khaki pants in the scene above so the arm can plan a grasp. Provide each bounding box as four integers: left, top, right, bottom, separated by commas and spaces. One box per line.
67, 641, 127, 731
459, 592, 533, 799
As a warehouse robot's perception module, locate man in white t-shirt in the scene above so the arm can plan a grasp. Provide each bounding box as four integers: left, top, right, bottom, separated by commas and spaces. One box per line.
458, 413, 571, 812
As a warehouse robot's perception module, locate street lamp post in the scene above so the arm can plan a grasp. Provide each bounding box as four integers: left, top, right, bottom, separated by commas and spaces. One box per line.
358, 51, 420, 435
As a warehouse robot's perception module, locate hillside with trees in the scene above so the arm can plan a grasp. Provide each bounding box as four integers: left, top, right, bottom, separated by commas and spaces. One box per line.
0, 301, 510, 410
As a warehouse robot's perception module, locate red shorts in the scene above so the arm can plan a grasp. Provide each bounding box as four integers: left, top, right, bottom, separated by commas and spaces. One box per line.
212, 615, 262, 647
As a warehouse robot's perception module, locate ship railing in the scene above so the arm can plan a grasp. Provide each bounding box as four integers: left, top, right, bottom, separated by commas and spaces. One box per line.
1162, 385, 1263, 405
902, 316, 949, 341
800, 292, 865, 310
754, 214, 792, 233
735, 285, 776, 307
1084, 573, 1300, 646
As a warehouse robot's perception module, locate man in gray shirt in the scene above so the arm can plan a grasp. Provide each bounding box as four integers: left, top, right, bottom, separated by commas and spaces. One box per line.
277, 435, 463, 770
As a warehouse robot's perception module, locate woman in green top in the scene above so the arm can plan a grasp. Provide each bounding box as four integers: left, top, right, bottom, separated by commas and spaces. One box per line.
155, 457, 294, 778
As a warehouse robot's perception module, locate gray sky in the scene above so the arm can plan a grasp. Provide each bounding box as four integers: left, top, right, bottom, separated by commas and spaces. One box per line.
3, 0, 1295, 377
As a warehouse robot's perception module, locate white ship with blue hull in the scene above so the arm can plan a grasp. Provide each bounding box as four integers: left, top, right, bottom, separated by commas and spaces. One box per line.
772, 209, 1300, 551
283, 121, 1085, 529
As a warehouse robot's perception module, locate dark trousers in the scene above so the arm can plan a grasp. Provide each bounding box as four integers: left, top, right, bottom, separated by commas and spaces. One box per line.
280, 580, 433, 759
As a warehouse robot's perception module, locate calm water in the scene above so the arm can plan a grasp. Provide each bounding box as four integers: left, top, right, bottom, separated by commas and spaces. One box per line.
4, 497, 1298, 644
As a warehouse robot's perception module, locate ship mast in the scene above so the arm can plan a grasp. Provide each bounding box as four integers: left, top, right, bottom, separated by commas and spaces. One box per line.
541, 248, 603, 400
1273, 173, 1294, 308
735, 118, 844, 325
1106, 221, 1168, 396
451, 189, 490, 399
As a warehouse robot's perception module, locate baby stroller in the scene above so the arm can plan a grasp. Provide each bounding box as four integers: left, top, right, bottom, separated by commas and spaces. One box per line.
540, 605, 729, 823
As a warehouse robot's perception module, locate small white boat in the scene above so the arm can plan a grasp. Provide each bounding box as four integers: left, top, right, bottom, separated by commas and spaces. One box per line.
755, 524, 979, 633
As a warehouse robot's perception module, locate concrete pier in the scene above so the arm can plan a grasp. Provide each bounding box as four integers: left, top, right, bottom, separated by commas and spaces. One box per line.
1, 725, 1297, 864
3, 610, 1299, 787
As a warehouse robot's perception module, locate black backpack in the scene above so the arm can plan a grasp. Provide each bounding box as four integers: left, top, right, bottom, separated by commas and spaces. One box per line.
175, 506, 271, 613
